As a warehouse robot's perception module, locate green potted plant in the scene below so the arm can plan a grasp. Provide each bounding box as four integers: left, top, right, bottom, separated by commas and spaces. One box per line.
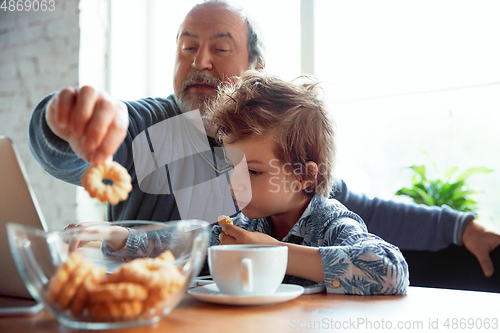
395, 162, 492, 214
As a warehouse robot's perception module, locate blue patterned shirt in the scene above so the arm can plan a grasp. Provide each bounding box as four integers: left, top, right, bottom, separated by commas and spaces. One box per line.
102, 195, 409, 295
211, 195, 409, 295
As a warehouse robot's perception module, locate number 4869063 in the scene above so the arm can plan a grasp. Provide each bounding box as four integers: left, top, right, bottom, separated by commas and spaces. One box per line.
1, 0, 56, 12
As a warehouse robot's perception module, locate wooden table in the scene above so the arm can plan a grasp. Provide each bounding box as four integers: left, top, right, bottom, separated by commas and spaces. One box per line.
1, 286, 499, 333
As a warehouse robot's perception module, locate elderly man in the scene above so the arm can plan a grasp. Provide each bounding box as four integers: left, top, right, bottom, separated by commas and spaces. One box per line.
28, 1, 499, 290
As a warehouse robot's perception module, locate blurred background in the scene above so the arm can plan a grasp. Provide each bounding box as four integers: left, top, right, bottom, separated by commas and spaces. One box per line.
1, 0, 499, 230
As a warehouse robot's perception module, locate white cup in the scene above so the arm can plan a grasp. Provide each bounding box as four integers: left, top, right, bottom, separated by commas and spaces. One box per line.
208, 245, 288, 296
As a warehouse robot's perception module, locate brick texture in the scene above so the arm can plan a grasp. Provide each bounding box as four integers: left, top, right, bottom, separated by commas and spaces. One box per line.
0, 1, 80, 230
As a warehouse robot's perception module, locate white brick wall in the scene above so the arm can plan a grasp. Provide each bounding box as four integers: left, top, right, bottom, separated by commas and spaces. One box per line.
0, 1, 80, 230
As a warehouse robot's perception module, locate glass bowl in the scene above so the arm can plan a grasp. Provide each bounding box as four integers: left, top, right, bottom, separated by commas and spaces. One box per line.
7, 220, 209, 330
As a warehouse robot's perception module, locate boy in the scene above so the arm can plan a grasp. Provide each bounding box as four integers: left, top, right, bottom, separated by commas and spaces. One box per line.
205, 70, 409, 295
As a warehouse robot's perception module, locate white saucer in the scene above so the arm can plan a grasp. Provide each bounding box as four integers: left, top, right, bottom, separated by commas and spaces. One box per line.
187, 283, 305, 305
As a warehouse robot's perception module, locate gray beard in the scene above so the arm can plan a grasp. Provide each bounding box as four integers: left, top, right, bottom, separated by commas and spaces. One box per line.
173, 93, 217, 138
174, 70, 222, 114
175, 91, 213, 115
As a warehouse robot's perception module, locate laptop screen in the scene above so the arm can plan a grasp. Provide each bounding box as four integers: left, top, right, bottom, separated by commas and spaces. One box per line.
0, 136, 47, 299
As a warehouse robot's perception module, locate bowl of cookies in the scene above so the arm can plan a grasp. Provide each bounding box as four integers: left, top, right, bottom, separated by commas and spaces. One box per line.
6, 219, 209, 330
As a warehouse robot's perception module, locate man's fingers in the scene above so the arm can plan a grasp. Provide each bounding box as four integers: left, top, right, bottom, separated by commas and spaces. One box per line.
90, 102, 128, 163
91, 123, 125, 163
52, 88, 77, 127
72, 86, 99, 136
47, 86, 128, 163
46, 88, 77, 139
461, 220, 500, 278
82, 98, 115, 150
476, 251, 495, 277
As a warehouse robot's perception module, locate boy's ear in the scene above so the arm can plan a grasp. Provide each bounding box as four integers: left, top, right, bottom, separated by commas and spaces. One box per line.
299, 161, 318, 190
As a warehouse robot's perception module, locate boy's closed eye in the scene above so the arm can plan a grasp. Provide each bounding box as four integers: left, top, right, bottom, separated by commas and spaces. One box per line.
249, 169, 261, 176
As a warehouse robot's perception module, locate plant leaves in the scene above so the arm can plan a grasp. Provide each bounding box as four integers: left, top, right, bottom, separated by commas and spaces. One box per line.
413, 186, 435, 206
395, 159, 493, 214
456, 167, 493, 183
395, 187, 417, 196
410, 165, 426, 181
444, 166, 459, 182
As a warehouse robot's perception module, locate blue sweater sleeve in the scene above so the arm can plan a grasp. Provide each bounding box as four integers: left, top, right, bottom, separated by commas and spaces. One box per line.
28, 93, 89, 185
330, 178, 475, 251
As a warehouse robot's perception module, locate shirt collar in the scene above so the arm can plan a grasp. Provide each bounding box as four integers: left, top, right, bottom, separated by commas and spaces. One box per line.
264, 195, 325, 241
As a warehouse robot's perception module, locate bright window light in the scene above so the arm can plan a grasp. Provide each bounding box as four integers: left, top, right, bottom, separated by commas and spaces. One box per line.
315, 0, 500, 222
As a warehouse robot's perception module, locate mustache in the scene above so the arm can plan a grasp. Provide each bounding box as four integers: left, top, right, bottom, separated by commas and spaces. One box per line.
181, 71, 221, 91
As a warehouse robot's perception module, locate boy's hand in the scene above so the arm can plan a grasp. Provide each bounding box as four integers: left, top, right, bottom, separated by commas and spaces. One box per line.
220, 224, 325, 283
64, 221, 130, 252
46, 86, 129, 163
219, 224, 280, 246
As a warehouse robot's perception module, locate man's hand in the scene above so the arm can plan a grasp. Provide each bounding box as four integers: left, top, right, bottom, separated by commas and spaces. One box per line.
46, 86, 129, 163
219, 224, 280, 246
462, 219, 500, 277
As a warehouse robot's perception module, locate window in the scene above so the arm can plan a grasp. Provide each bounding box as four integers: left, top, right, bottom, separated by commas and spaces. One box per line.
314, 0, 500, 222
106, 0, 301, 100
79, 0, 499, 223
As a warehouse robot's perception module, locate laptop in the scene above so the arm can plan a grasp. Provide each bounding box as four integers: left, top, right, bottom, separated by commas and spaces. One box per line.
0, 136, 47, 315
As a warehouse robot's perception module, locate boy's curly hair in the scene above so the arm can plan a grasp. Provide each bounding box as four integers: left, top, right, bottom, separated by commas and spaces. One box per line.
205, 70, 336, 198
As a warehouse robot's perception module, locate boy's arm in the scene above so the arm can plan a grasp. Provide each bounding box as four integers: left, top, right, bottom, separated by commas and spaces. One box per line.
63, 222, 147, 261
101, 228, 169, 261
217, 224, 324, 282
281, 244, 325, 283
319, 218, 409, 295
219, 220, 409, 295
66, 222, 130, 252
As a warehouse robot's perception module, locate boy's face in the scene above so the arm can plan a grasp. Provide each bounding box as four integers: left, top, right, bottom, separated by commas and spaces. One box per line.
224, 135, 308, 221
